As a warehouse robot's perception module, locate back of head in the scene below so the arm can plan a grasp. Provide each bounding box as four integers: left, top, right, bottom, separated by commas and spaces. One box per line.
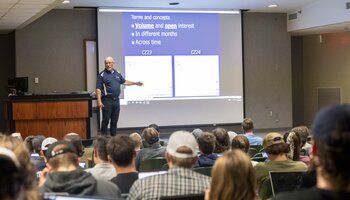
0, 134, 37, 197
46, 141, 79, 170
242, 118, 254, 132
212, 127, 230, 153
210, 149, 256, 200
93, 136, 110, 161
24, 135, 35, 153
32, 135, 45, 153
0, 147, 23, 200
231, 135, 250, 153
291, 126, 310, 145
142, 127, 160, 146
107, 135, 136, 167
311, 104, 350, 188
283, 132, 301, 161
166, 131, 198, 168
148, 123, 160, 133
263, 132, 289, 156
129, 132, 142, 150
197, 132, 216, 154
64, 133, 84, 157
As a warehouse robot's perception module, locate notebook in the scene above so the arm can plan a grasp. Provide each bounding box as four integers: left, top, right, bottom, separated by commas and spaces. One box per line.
269, 171, 305, 196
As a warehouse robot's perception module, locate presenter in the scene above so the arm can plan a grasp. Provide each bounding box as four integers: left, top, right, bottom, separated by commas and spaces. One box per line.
96, 56, 143, 136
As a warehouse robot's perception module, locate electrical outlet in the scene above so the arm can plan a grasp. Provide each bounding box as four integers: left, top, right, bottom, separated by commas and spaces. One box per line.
34, 77, 39, 84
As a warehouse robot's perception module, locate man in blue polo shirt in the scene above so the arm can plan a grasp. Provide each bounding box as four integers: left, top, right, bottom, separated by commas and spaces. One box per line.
96, 56, 143, 136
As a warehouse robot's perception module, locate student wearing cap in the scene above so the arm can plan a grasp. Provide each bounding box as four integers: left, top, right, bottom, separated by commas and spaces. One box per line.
135, 127, 166, 170
40, 137, 57, 162
128, 131, 211, 200
274, 104, 350, 200
254, 132, 307, 199
39, 140, 121, 198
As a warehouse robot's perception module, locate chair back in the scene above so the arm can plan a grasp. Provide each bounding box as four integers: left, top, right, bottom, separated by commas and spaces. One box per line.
251, 156, 267, 162
250, 144, 263, 152
248, 148, 258, 157
193, 166, 212, 177
139, 157, 167, 172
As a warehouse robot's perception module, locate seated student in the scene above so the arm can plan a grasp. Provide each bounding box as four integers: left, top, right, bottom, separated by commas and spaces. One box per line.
85, 136, 116, 181
64, 132, 85, 157
205, 149, 258, 200
128, 131, 210, 200
129, 132, 142, 153
254, 132, 307, 199
241, 118, 263, 145
283, 131, 310, 166
108, 135, 138, 194
39, 140, 121, 198
40, 137, 57, 162
135, 127, 166, 170
231, 135, 258, 167
212, 127, 230, 155
291, 126, 312, 156
27, 135, 46, 171
195, 132, 218, 167
0, 134, 39, 200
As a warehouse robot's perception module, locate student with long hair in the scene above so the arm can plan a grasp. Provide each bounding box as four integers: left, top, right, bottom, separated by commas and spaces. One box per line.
206, 149, 258, 200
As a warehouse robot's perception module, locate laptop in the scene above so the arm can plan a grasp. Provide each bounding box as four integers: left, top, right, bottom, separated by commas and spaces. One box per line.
269, 171, 305, 196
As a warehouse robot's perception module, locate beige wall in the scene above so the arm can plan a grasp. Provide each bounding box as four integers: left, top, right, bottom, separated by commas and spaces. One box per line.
15, 9, 96, 94
301, 32, 350, 125
243, 13, 292, 129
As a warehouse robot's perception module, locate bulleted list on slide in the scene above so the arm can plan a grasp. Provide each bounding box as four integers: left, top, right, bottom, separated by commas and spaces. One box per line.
122, 12, 220, 99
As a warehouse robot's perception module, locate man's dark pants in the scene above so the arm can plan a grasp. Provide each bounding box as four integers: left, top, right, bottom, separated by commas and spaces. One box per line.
101, 97, 120, 136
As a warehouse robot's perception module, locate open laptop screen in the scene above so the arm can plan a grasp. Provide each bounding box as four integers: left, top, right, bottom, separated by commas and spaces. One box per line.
269, 171, 305, 196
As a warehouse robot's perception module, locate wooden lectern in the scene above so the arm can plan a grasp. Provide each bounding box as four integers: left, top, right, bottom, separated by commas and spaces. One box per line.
4, 93, 92, 139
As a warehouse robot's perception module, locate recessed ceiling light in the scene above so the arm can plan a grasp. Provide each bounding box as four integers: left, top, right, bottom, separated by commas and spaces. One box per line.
169, 2, 180, 6
62, 0, 70, 4
268, 4, 278, 8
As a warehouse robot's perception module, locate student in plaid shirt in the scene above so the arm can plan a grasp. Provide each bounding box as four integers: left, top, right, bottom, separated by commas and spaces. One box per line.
128, 131, 211, 200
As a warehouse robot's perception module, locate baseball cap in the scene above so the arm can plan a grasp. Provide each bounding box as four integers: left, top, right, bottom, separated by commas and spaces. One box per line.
45, 140, 77, 161
41, 137, 58, 151
312, 104, 350, 145
0, 147, 20, 168
263, 132, 284, 149
167, 131, 198, 158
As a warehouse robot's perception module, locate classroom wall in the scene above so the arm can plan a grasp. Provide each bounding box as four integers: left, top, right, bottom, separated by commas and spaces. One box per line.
299, 32, 350, 126
0, 33, 15, 132
15, 9, 97, 94
243, 13, 292, 129
14, 10, 293, 130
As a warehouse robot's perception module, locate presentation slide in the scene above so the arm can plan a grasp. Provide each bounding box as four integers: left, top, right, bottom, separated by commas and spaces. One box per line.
98, 9, 243, 128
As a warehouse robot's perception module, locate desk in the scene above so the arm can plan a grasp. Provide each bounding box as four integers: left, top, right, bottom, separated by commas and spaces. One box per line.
4, 93, 92, 139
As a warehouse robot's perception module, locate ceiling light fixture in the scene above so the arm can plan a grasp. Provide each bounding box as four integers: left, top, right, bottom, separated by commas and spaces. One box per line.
62, 0, 70, 4
268, 4, 278, 8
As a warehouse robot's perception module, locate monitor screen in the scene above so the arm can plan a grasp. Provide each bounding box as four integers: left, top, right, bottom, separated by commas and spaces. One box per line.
8, 77, 28, 93
269, 171, 304, 196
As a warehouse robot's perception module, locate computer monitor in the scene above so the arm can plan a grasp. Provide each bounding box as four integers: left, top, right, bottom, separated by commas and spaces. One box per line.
8, 77, 28, 94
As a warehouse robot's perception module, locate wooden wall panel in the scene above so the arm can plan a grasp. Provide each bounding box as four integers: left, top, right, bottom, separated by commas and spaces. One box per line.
15, 121, 28, 136
65, 119, 86, 139
12, 102, 36, 120
48, 120, 66, 139
37, 101, 88, 119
